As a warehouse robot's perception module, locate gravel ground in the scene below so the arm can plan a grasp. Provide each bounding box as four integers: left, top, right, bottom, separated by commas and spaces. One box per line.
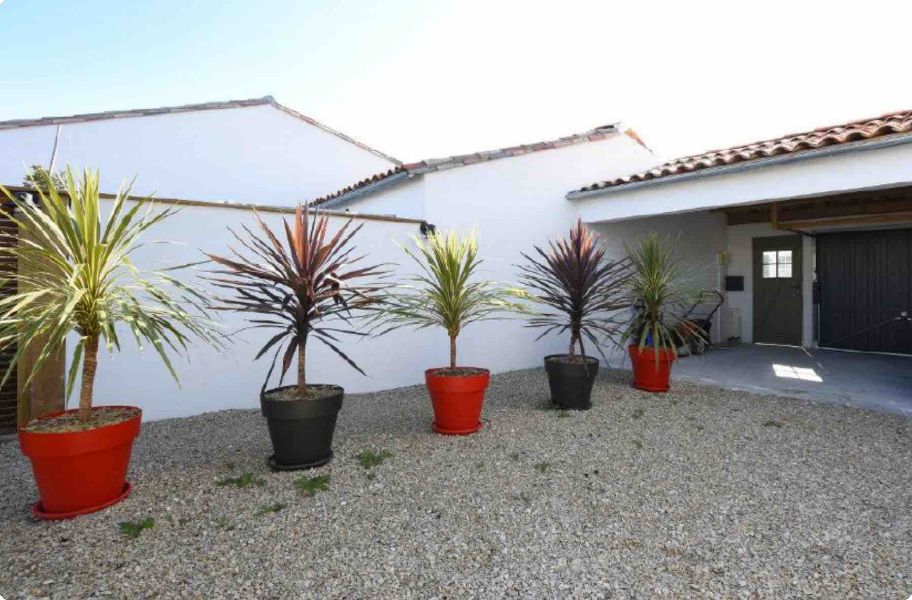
1, 368, 910, 599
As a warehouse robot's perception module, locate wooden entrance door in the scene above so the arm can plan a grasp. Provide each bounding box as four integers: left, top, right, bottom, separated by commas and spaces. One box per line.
752, 235, 803, 346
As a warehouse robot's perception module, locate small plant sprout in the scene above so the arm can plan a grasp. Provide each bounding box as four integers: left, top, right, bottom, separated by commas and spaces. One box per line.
534, 462, 550, 474
356, 449, 392, 470
255, 502, 287, 516
295, 474, 330, 497
118, 517, 154, 539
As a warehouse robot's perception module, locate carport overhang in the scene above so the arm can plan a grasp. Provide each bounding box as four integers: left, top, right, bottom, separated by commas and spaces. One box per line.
568, 133, 912, 226
570, 134, 912, 355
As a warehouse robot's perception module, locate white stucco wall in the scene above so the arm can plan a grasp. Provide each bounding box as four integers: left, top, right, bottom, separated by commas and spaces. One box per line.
78, 202, 442, 422
323, 132, 658, 372
339, 176, 426, 219
574, 139, 912, 223
414, 134, 658, 370
0, 104, 396, 206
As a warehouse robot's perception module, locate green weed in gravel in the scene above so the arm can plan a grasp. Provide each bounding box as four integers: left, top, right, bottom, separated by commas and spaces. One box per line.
534, 462, 550, 474
118, 517, 154, 539
296, 474, 330, 497
356, 449, 392, 469
256, 502, 287, 516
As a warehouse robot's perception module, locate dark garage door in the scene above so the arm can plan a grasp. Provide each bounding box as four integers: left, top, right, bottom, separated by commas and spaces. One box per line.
817, 229, 912, 354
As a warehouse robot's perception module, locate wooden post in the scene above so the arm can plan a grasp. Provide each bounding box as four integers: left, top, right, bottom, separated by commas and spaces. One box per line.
14, 207, 65, 426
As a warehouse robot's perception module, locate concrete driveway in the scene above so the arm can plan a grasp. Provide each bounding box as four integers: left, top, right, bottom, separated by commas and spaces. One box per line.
672, 344, 912, 417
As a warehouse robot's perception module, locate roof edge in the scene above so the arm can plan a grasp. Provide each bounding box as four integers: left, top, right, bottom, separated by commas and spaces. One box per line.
0, 95, 401, 165
567, 131, 912, 200
312, 121, 626, 207
265, 98, 401, 165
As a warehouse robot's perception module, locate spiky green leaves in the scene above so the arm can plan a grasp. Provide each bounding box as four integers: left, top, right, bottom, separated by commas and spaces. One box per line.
206, 205, 387, 390
0, 168, 221, 401
370, 229, 516, 366
516, 219, 632, 360
624, 233, 701, 355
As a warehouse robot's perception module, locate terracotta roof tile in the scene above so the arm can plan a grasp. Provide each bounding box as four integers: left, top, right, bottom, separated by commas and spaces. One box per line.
576, 109, 912, 193
311, 123, 622, 207
0, 96, 400, 165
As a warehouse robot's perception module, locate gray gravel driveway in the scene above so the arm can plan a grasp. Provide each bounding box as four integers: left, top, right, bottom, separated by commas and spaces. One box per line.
1, 368, 910, 598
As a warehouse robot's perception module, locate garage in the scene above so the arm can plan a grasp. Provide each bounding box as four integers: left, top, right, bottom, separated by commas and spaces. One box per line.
817, 228, 912, 354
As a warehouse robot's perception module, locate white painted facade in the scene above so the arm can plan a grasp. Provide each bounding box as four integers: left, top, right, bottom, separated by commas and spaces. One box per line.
574, 140, 912, 349
331, 131, 660, 373
80, 202, 441, 422
0, 102, 397, 206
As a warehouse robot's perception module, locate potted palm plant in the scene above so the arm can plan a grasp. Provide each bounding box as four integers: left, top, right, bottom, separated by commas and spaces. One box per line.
374, 229, 511, 435
206, 205, 386, 469
0, 169, 219, 519
624, 233, 698, 392
516, 220, 631, 409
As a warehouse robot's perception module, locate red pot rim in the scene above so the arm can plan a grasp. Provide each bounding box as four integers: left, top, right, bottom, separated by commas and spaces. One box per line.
425, 367, 490, 378
19, 406, 142, 459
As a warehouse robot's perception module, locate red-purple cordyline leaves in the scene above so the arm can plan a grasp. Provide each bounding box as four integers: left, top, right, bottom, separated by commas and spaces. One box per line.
517, 219, 632, 361
206, 204, 388, 392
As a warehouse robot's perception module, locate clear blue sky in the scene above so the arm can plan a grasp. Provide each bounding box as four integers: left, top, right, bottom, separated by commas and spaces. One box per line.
3, 1, 912, 162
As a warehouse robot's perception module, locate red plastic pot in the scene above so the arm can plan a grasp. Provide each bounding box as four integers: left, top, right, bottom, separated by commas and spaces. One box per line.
628, 345, 675, 393
19, 406, 141, 520
425, 368, 490, 435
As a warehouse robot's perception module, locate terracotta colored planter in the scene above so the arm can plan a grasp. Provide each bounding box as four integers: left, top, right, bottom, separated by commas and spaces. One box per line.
628, 345, 675, 393
425, 368, 489, 435
19, 406, 141, 520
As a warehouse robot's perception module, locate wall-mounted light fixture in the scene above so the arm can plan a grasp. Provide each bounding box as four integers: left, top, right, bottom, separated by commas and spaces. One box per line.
420, 222, 436, 237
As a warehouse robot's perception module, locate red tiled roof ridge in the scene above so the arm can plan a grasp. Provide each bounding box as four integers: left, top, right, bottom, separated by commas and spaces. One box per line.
575, 109, 912, 194
311, 122, 622, 206
0, 96, 400, 165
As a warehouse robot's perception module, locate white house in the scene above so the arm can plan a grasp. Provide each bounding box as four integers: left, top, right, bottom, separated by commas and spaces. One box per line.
8, 96, 907, 432
307, 123, 660, 372
0, 96, 399, 205
572, 109, 912, 355
1, 112, 659, 429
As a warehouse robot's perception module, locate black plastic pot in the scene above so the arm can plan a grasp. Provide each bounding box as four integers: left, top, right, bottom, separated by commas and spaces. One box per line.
261, 384, 343, 470
544, 355, 599, 410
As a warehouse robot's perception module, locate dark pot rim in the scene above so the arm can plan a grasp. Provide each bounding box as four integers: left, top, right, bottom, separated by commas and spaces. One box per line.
261, 383, 344, 403
544, 354, 599, 366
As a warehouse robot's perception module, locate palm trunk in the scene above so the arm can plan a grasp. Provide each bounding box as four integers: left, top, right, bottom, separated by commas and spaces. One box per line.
78, 335, 99, 422
449, 335, 457, 370
297, 338, 307, 393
